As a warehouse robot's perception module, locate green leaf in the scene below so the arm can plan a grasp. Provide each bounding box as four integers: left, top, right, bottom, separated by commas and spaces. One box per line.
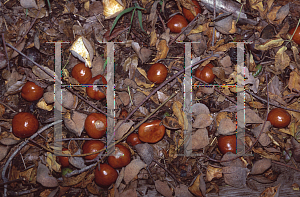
137, 10, 146, 33
128, 8, 136, 34
109, 7, 136, 36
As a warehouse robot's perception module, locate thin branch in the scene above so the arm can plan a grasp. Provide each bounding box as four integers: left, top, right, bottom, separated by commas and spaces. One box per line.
2, 120, 62, 197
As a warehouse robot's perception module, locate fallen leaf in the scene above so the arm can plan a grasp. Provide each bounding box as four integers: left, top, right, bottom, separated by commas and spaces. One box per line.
206, 165, 223, 181
288, 70, 300, 92
46, 152, 61, 172
155, 180, 173, 197
192, 113, 213, 129
191, 103, 210, 115
260, 184, 281, 197
222, 166, 249, 188
192, 128, 209, 150
175, 184, 194, 197
115, 120, 134, 140
124, 159, 147, 184
250, 158, 272, 175
216, 118, 236, 135
153, 39, 169, 62
254, 39, 284, 51
275, 46, 290, 71
36, 162, 58, 187
188, 174, 204, 197
251, 121, 272, 146
70, 36, 93, 68
63, 110, 87, 136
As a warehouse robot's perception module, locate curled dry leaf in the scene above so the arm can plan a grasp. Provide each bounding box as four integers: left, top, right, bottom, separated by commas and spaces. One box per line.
0, 132, 20, 145
69, 36, 93, 68
192, 113, 213, 129
36, 99, 54, 111
123, 54, 138, 80
275, 46, 290, 71
238, 108, 264, 125
222, 166, 249, 188
36, 162, 58, 187
188, 174, 205, 197
153, 39, 169, 62
251, 121, 272, 147
162, 116, 181, 130
103, 0, 125, 19
260, 184, 281, 197
288, 70, 300, 92
254, 39, 284, 51
135, 143, 154, 165
155, 180, 173, 197
192, 128, 209, 150
124, 159, 147, 184
250, 158, 272, 175
291, 138, 300, 163
216, 118, 236, 136
114, 120, 134, 140
206, 165, 223, 182
46, 152, 61, 172
63, 110, 87, 136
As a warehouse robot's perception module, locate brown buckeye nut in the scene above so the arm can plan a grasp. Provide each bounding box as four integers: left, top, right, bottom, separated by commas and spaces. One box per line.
12, 112, 39, 138
86, 74, 107, 100
108, 144, 131, 168
71, 62, 92, 84
94, 163, 118, 187
21, 81, 44, 102
82, 140, 105, 160
138, 120, 165, 143
85, 113, 107, 139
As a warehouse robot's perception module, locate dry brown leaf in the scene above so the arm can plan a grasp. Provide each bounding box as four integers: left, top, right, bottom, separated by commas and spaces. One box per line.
254, 39, 284, 51
217, 118, 236, 136
119, 189, 138, 197
136, 67, 148, 80
188, 174, 204, 197
192, 114, 213, 129
124, 159, 147, 184
192, 128, 209, 150
155, 180, 173, 197
173, 101, 185, 130
135, 78, 153, 88
150, 30, 157, 47
36, 162, 58, 187
115, 120, 134, 140
206, 165, 223, 182
260, 184, 281, 197
251, 121, 272, 147
248, 101, 266, 109
288, 70, 300, 92
222, 166, 249, 188
153, 39, 169, 62
46, 152, 61, 172
63, 111, 87, 136
175, 184, 194, 197
191, 103, 210, 115
62, 171, 88, 186
0, 145, 10, 161
118, 91, 130, 106
252, 147, 280, 161
250, 158, 272, 175
275, 46, 290, 71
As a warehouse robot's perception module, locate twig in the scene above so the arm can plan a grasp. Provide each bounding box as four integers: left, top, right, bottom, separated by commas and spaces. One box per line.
272, 160, 300, 172
246, 90, 300, 113
156, 10, 166, 32
193, 75, 237, 105
1, 33, 10, 72
0, 100, 17, 112
153, 159, 180, 185
169, 13, 201, 46
13, 9, 41, 50
7, 188, 39, 196
2, 120, 62, 197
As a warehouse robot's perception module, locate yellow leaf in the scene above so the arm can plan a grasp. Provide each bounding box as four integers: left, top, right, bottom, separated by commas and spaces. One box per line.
275, 46, 290, 71
153, 39, 169, 62
46, 152, 61, 172
136, 67, 148, 80
254, 39, 284, 51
